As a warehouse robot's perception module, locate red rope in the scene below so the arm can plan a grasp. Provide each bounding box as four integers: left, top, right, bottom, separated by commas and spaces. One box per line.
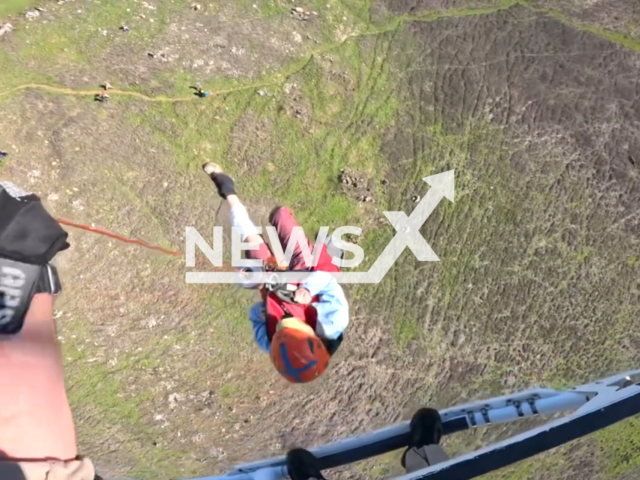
55, 217, 183, 256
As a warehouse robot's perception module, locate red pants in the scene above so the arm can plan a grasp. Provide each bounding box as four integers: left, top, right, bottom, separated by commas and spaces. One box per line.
246, 207, 313, 271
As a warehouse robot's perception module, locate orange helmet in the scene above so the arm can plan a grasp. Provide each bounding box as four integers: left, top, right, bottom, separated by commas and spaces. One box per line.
270, 318, 330, 383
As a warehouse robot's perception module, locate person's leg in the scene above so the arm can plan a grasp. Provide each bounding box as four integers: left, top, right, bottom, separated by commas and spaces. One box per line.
285, 448, 326, 480
268, 207, 315, 270
227, 194, 272, 261
203, 163, 271, 262
401, 408, 449, 474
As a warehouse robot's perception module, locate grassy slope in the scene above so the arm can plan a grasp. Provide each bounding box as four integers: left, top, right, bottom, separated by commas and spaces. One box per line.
1, 0, 640, 479
0, 0, 39, 17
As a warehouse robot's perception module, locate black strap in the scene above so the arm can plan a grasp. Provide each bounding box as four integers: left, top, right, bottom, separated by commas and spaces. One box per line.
0, 259, 61, 335
36, 264, 62, 295
0, 258, 40, 334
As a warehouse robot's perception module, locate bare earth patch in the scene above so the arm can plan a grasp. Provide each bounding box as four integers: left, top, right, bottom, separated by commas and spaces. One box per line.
371, 3, 640, 478
531, 0, 640, 39
227, 110, 276, 176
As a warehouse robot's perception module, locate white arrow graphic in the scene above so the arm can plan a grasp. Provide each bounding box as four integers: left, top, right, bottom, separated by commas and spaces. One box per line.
185, 170, 454, 285
335, 169, 454, 283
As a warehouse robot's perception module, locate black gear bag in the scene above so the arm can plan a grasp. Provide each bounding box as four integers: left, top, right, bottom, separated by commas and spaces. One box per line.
0, 181, 68, 334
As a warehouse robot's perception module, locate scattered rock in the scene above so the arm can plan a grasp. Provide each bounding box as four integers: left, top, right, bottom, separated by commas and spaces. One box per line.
411, 194, 420, 202
290, 7, 311, 21
35, 6, 46, 12
381, 178, 389, 186
154, 51, 168, 62
24, 10, 40, 20
94, 92, 109, 103
0, 24, 13, 37
120, 25, 130, 32
281, 82, 311, 123
210, 447, 226, 459
340, 168, 377, 204
256, 88, 268, 96
192, 3, 202, 10
168, 392, 183, 410
283, 82, 297, 95
345, 233, 360, 244
339, 170, 354, 184
147, 51, 156, 58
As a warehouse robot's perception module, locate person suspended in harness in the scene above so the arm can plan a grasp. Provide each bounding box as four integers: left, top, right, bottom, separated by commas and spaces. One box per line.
202, 162, 349, 384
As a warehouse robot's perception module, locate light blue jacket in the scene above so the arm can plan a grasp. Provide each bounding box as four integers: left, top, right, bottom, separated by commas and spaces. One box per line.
249, 271, 349, 353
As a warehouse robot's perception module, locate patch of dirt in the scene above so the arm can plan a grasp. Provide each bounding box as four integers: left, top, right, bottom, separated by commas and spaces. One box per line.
369, 3, 640, 478
338, 167, 377, 204
377, 0, 501, 16
0, 2, 322, 93
280, 79, 313, 127
616, 467, 640, 480
531, 0, 640, 38
106, 8, 315, 88
318, 54, 357, 93
228, 110, 276, 176
384, 4, 640, 232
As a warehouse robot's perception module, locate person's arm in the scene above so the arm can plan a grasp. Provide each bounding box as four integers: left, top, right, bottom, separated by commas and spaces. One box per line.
300, 271, 349, 340
0, 181, 81, 464
0, 294, 78, 461
249, 302, 271, 353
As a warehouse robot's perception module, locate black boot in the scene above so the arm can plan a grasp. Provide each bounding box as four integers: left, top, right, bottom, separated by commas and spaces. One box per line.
401, 407, 443, 469
202, 162, 236, 199
286, 448, 327, 480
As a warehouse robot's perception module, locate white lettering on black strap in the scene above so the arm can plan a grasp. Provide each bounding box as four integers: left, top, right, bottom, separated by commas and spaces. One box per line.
0, 259, 41, 333
0, 266, 25, 325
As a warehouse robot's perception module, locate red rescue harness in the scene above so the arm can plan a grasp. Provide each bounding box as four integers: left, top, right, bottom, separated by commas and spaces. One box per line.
263, 244, 340, 341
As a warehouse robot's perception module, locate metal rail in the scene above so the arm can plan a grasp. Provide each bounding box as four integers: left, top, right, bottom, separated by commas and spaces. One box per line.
187, 369, 640, 480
